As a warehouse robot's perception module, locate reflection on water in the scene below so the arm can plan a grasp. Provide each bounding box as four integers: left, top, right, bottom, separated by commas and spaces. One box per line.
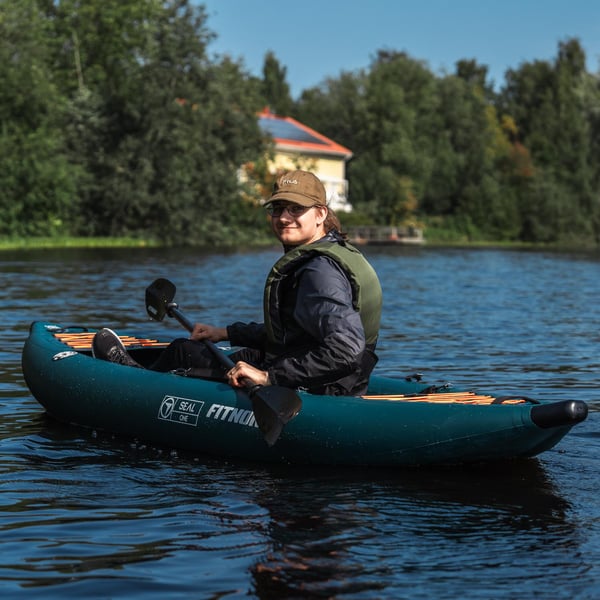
248, 460, 576, 598
0, 419, 582, 598
1, 246, 599, 597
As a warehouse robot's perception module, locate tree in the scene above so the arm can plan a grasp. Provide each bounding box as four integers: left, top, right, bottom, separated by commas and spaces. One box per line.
0, 0, 78, 236
46, 0, 267, 243
295, 70, 368, 154
261, 50, 293, 115
455, 58, 497, 103
348, 51, 439, 224
500, 38, 598, 243
424, 73, 521, 240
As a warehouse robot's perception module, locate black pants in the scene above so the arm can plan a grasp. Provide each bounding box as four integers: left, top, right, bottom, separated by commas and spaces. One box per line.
150, 338, 375, 396
149, 338, 263, 379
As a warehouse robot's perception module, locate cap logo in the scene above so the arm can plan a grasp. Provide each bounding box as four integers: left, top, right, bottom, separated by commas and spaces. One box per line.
281, 178, 298, 185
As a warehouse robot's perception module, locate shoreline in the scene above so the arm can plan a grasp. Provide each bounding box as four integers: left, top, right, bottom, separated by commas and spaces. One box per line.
0, 236, 598, 253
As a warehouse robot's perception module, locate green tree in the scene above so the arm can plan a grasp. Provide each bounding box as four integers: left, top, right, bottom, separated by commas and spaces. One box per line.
3, 2, 598, 247
295, 70, 368, 154
47, 0, 267, 243
0, 0, 78, 236
500, 38, 598, 243
581, 68, 600, 243
261, 50, 293, 115
347, 51, 438, 224
425, 72, 520, 240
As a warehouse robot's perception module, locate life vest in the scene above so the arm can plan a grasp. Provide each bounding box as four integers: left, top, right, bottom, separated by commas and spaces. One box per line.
263, 237, 382, 352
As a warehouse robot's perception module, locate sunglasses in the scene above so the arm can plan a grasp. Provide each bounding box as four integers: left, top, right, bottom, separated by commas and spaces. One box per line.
265, 203, 316, 217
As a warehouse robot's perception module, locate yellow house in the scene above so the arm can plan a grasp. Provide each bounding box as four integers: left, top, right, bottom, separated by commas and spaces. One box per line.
258, 108, 353, 212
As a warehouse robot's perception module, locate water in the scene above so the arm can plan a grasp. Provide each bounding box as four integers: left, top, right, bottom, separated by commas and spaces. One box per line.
1, 245, 599, 598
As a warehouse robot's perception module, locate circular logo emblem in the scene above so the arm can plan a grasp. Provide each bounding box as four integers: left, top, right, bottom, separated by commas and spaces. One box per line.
159, 396, 176, 419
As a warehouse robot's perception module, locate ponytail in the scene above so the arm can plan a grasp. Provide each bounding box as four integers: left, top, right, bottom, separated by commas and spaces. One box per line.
323, 207, 348, 240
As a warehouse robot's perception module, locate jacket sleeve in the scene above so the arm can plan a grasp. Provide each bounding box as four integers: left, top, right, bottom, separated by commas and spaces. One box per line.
266, 256, 367, 389
226, 321, 266, 349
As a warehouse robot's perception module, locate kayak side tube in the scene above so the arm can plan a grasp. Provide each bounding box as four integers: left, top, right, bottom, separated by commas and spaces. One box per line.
530, 400, 588, 429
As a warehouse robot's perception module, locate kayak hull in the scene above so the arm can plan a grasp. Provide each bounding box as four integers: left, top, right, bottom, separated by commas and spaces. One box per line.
21, 322, 588, 466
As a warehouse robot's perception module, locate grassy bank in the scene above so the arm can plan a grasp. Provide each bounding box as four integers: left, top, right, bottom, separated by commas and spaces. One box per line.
0, 234, 276, 252
0, 236, 163, 250
1, 233, 597, 252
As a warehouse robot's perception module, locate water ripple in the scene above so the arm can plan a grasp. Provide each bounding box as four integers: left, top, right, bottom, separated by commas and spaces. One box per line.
1, 246, 599, 598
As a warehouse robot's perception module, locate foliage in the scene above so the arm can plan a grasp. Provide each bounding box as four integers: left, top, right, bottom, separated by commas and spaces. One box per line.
0, 0, 78, 236
295, 41, 600, 246
260, 51, 293, 115
1, 0, 267, 245
0, 0, 599, 247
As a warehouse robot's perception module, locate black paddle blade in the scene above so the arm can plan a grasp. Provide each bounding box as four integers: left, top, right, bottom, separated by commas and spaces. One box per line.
144, 277, 303, 447
254, 413, 284, 448
251, 385, 302, 447
146, 278, 176, 322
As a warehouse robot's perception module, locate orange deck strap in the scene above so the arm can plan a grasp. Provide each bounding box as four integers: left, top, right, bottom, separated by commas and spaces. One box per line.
361, 391, 527, 405
54, 331, 169, 350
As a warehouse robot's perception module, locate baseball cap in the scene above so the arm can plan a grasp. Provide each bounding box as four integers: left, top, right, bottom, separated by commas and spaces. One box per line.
266, 170, 327, 207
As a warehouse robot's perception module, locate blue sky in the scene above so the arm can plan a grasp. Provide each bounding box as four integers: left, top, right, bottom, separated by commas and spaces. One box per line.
198, 0, 600, 98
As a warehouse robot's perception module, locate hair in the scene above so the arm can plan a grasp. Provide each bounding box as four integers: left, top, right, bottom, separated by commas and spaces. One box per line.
322, 207, 348, 240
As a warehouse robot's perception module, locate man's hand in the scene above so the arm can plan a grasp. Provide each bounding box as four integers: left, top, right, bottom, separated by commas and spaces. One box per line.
190, 323, 228, 343
227, 361, 270, 388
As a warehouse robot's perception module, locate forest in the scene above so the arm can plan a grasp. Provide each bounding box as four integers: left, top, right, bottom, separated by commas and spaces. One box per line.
2, 0, 599, 247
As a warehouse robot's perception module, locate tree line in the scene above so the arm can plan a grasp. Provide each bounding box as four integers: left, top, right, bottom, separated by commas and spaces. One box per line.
1, 0, 599, 246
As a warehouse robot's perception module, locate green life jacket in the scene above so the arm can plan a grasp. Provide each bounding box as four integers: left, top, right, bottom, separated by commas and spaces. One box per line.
263, 238, 382, 351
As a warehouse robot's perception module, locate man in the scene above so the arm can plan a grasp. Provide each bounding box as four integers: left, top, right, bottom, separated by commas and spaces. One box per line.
94, 170, 382, 396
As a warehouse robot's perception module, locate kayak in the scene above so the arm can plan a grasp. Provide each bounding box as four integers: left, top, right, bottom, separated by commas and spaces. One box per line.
21, 321, 588, 467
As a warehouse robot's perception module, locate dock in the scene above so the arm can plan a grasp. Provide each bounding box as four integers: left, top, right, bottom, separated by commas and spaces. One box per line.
347, 226, 424, 246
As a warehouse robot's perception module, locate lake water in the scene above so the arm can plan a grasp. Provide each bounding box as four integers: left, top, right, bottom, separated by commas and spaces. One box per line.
1, 245, 599, 598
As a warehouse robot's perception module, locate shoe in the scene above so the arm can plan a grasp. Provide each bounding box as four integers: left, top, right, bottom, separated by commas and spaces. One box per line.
92, 328, 141, 368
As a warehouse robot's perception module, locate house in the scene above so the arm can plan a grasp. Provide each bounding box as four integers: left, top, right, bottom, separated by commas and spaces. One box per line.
257, 108, 353, 212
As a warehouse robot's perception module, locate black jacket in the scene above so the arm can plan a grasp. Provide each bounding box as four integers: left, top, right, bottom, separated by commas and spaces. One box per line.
227, 233, 380, 396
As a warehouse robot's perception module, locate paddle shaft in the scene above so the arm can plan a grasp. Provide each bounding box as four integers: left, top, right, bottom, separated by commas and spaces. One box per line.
166, 302, 236, 370
145, 278, 302, 446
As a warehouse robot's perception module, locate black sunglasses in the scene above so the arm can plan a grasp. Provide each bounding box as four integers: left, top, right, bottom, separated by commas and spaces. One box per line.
265, 203, 316, 217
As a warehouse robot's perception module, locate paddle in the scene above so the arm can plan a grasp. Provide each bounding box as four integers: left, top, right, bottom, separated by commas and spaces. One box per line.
145, 278, 302, 446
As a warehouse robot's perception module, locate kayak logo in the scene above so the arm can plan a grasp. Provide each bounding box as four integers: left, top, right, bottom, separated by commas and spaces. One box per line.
157, 396, 258, 431
158, 395, 204, 426
206, 403, 259, 429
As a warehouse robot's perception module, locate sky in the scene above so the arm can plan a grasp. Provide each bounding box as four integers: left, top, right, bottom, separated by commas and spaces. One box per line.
198, 0, 600, 98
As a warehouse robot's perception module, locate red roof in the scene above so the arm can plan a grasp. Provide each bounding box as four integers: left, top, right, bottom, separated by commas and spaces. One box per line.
258, 108, 352, 159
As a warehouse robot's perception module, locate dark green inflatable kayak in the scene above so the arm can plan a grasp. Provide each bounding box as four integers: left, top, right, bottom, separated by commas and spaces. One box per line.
21, 321, 588, 466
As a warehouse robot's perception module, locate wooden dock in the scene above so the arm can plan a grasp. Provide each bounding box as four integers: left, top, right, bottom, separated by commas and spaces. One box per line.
347, 226, 424, 246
